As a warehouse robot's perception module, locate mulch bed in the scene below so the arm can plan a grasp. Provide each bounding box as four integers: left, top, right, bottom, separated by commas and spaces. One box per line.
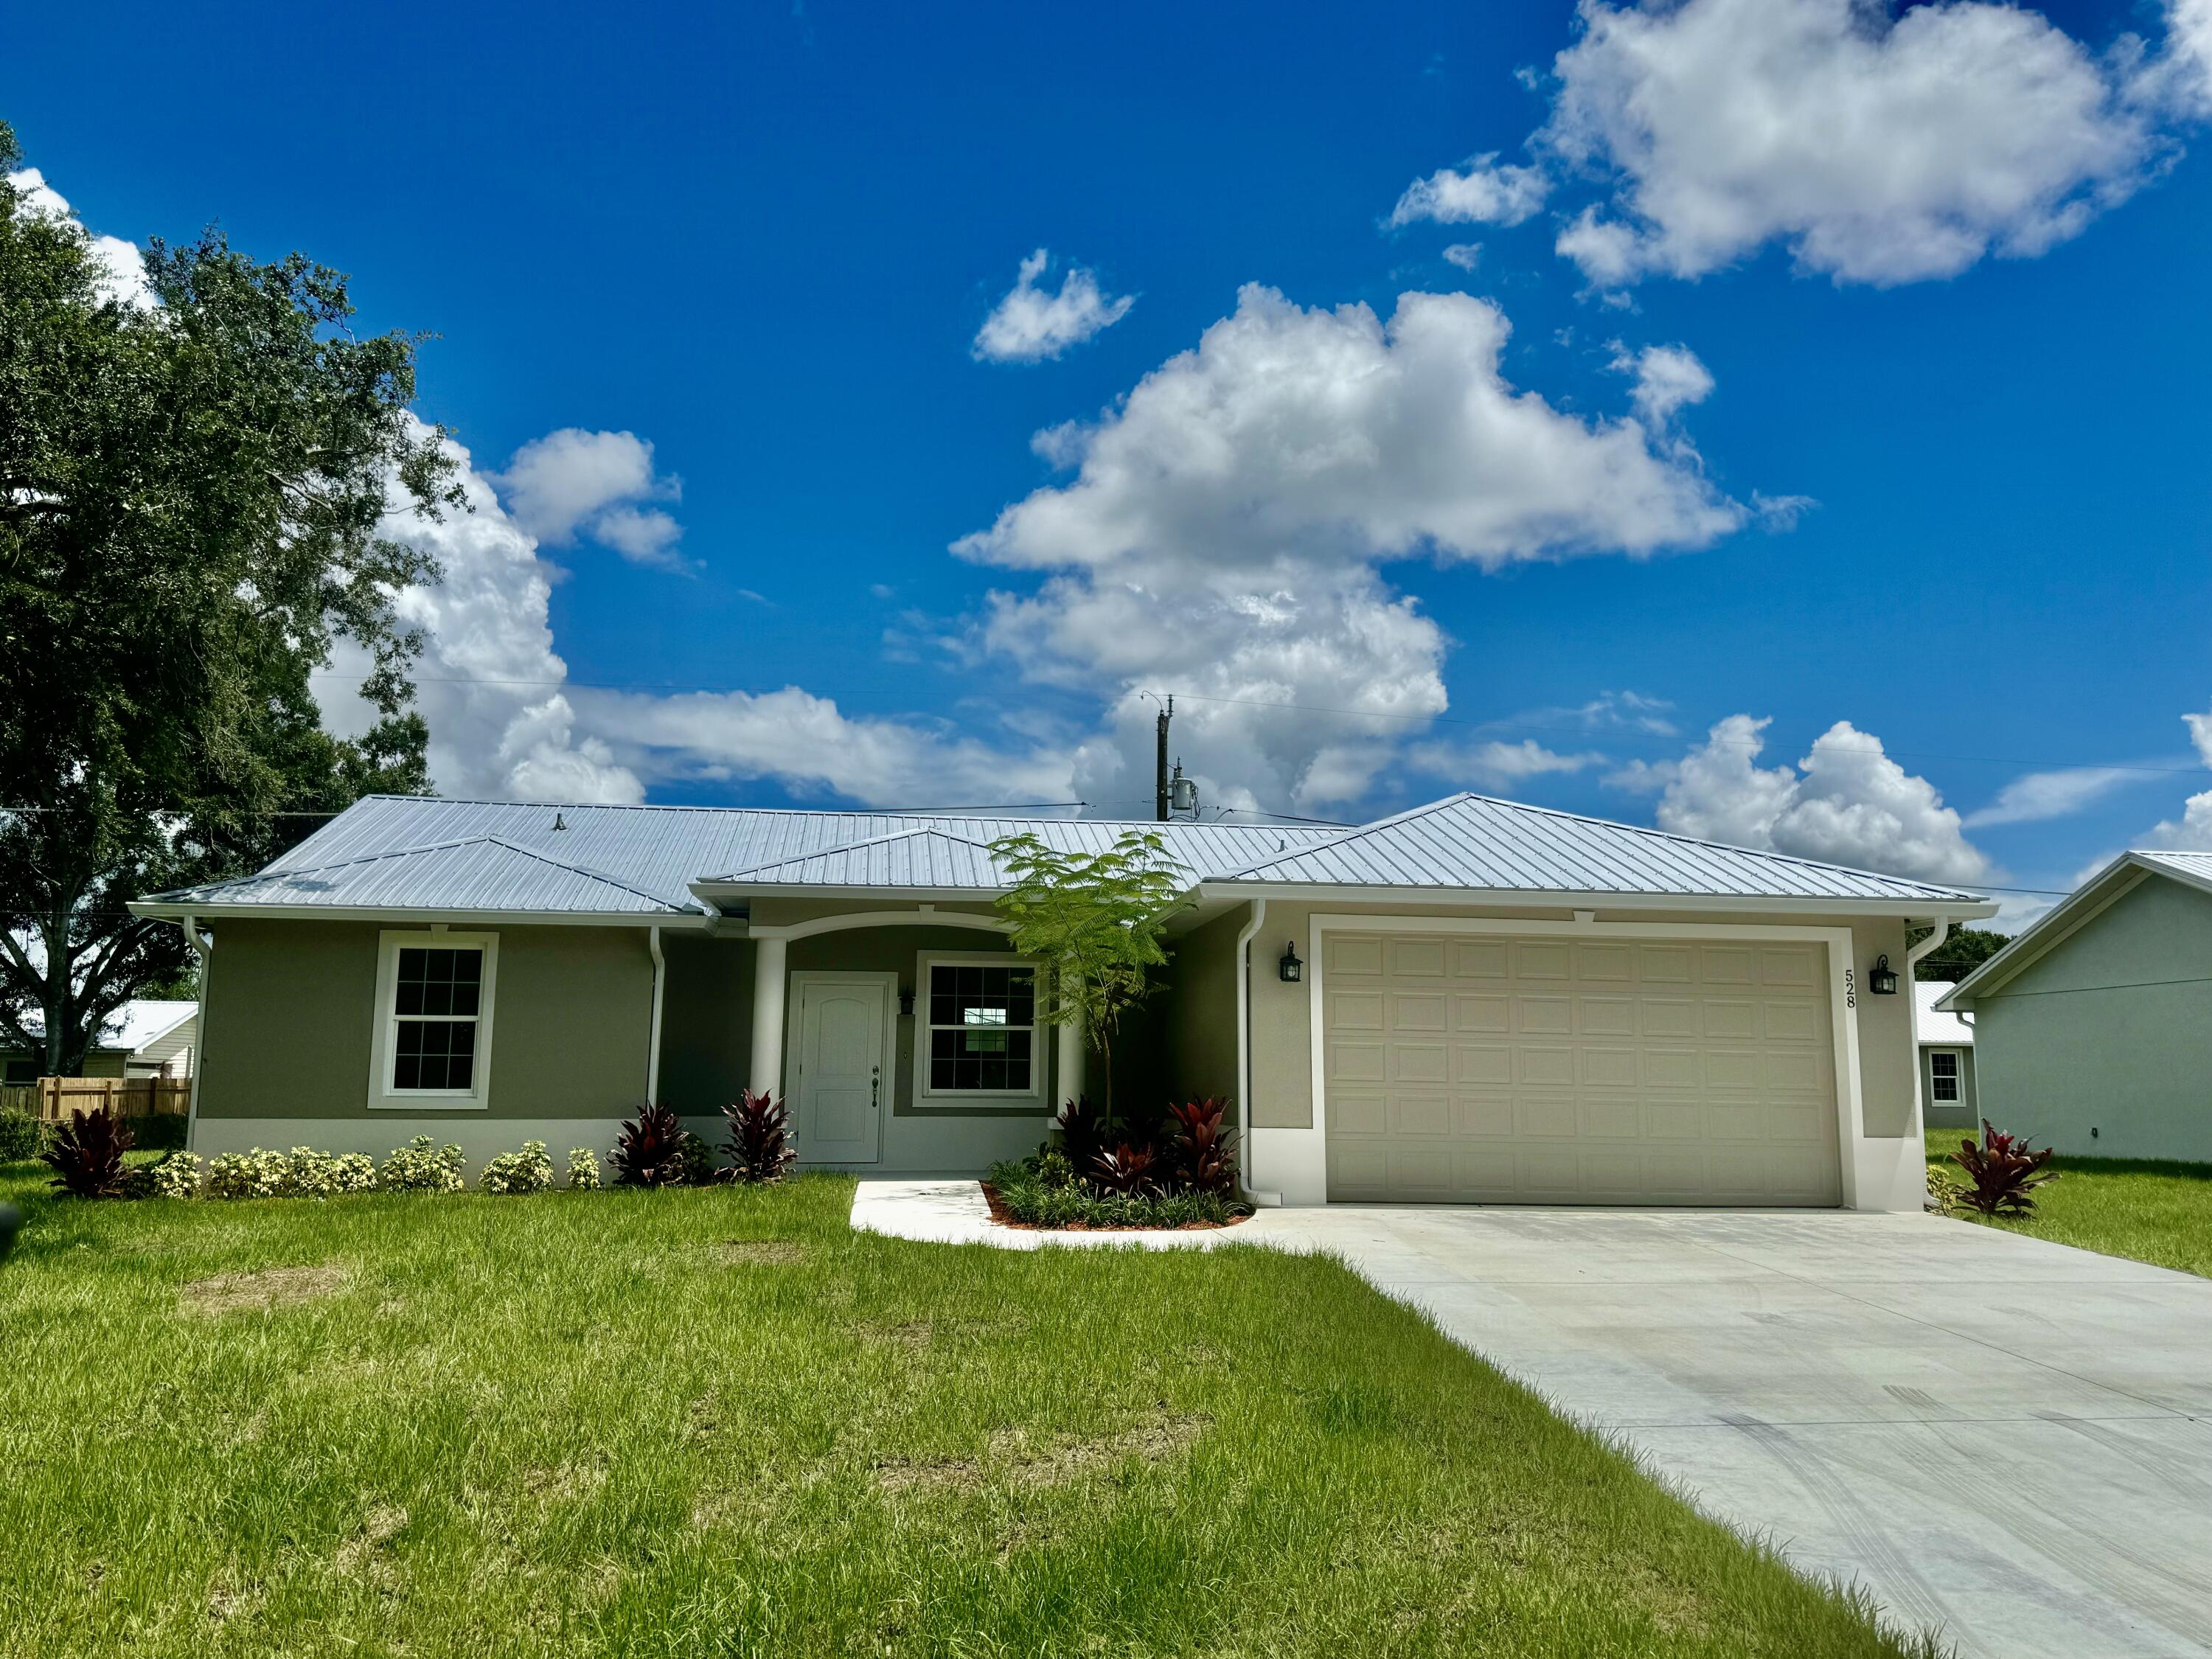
978, 1182, 1251, 1234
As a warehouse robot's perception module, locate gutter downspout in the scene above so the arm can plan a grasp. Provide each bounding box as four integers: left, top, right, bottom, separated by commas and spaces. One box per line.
646, 925, 667, 1107
1234, 897, 1281, 1207
181, 914, 211, 1153
1904, 918, 1952, 1130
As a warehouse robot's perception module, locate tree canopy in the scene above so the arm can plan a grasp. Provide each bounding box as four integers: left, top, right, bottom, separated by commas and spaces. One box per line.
0, 119, 458, 1073
990, 830, 1189, 1120
1906, 925, 2012, 982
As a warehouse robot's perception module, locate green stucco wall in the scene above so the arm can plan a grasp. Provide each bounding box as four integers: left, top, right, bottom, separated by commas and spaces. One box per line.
1921, 1043, 1979, 1131
1158, 905, 1245, 1106
1970, 874, 2212, 1161
200, 919, 655, 1120
656, 932, 754, 1116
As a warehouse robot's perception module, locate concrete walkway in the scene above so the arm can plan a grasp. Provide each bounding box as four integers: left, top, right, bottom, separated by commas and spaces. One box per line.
854, 1183, 2212, 1658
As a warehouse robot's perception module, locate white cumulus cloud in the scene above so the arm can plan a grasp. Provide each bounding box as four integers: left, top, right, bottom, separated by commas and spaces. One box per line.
1391, 0, 2211, 288
1413, 738, 1608, 788
2132, 703, 2212, 851
1964, 765, 2140, 827
7, 165, 152, 308
972, 249, 1135, 364
1613, 714, 1991, 884
492, 428, 686, 570
954, 283, 1750, 811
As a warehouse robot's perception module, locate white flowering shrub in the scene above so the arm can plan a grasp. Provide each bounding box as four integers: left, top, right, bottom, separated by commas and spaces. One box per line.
206, 1147, 293, 1200
150, 1151, 203, 1199
275, 1148, 379, 1199
566, 1147, 602, 1191
378, 1135, 465, 1194
481, 1140, 554, 1194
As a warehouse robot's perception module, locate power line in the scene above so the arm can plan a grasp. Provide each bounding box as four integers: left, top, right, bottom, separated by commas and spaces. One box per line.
304, 668, 2205, 780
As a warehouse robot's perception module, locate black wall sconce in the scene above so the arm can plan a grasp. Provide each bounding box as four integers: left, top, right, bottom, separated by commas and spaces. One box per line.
1868, 954, 1899, 995
898, 984, 915, 1017
1279, 942, 1303, 983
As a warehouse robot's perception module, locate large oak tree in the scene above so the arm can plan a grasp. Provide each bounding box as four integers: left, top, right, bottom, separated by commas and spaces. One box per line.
0, 121, 459, 1074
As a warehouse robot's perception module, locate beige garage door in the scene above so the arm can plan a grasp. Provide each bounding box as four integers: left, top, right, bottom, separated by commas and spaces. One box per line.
1323, 932, 1843, 1206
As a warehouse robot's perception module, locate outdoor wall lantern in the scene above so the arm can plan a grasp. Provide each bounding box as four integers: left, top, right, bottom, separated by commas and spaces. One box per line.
898, 984, 915, 1018
1279, 942, 1303, 984
1868, 954, 1899, 996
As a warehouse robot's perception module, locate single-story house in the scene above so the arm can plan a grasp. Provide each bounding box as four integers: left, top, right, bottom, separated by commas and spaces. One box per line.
1938, 850, 2212, 1163
1, 998, 199, 1085
128, 791, 1994, 1210
1914, 981, 1977, 1131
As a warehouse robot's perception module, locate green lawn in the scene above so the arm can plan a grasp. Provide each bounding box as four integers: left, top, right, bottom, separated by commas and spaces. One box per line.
0, 1165, 1932, 1659
1925, 1128, 2212, 1279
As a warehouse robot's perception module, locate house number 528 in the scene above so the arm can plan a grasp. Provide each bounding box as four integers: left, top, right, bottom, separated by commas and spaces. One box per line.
1843, 967, 1857, 1009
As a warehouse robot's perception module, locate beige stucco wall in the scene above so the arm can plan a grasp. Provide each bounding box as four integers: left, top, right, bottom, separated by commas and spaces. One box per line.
200, 919, 655, 1121
1245, 900, 1917, 1139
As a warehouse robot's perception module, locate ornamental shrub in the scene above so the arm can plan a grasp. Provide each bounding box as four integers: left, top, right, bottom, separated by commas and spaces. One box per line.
378, 1135, 466, 1194
150, 1150, 203, 1199
281, 1148, 376, 1198
481, 1140, 554, 1194
41, 1107, 135, 1198
566, 1147, 602, 1190
206, 1147, 291, 1200
721, 1091, 796, 1184
0, 1107, 45, 1162
611, 1104, 694, 1188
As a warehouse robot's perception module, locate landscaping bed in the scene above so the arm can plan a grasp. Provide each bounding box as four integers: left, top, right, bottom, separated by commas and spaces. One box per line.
0, 1161, 1930, 1658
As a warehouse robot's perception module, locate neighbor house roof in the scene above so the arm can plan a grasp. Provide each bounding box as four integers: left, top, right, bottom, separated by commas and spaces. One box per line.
1211, 793, 1989, 907
130, 791, 1994, 922
1940, 849, 2212, 1010
12, 998, 198, 1054
1915, 981, 1973, 1047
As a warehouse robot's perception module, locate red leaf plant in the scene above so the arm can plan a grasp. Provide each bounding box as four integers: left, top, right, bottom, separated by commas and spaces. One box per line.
1950, 1120, 2056, 1217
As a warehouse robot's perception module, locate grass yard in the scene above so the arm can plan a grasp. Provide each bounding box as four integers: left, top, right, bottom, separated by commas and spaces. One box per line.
1925, 1127, 2212, 1279
0, 1166, 1931, 1659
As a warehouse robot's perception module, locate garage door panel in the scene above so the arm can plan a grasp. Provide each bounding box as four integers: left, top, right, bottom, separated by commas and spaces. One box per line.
1391, 1043, 1450, 1085
1389, 991, 1449, 1032
1517, 996, 1573, 1035
1579, 997, 1638, 1037
1455, 1044, 1515, 1085
1326, 931, 1841, 1207
1518, 1046, 1576, 1086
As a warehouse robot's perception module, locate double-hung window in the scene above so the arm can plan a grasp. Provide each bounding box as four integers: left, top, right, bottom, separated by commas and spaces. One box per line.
371, 931, 498, 1106
1929, 1049, 1961, 1103
917, 955, 1040, 1101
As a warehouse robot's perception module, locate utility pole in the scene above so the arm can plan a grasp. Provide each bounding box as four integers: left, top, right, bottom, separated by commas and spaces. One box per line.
1155, 695, 1173, 821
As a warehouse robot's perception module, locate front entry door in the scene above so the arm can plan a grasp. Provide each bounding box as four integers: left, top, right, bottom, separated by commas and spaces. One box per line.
793, 975, 890, 1164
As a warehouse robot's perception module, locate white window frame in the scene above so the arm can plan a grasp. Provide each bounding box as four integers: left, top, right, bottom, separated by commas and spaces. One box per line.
913, 951, 1044, 1105
1928, 1048, 1962, 1104
368, 929, 498, 1109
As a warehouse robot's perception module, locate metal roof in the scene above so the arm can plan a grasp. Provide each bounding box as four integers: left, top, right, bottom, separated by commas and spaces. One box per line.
1214, 793, 1989, 905
706, 827, 1013, 889
144, 835, 706, 916
2130, 849, 2212, 888
131, 790, 1992, 919
1915, 981, 1973, 1047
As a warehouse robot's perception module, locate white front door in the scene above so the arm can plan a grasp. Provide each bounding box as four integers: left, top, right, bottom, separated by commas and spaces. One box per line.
793, 975, 890, 1164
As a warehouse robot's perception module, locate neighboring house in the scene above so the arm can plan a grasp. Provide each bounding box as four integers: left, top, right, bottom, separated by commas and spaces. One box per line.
1939, 850, 2212, 1164
128, 792, 1994, 1210
1, 999, 199, 1085
1914, 981, 1978, 1131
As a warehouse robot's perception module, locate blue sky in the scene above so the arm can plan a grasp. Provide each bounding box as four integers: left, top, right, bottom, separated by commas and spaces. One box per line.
7, 0, 2211, 923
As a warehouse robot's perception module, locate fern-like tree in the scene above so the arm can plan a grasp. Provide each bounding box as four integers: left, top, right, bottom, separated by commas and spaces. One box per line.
990, 830, 1188, 1124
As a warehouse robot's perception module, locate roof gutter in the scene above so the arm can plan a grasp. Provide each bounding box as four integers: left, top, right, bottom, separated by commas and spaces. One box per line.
1904, 918, 1950, 1131
1233, 897, 1281, 1207
1194, 882, 1999, 920
180, 914, 212, 1154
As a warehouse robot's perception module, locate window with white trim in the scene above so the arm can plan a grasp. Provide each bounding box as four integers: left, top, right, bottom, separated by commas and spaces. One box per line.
372, 931, 498, 1105
1929, 1049, 1961, 1103
918, 955, 1039, 1099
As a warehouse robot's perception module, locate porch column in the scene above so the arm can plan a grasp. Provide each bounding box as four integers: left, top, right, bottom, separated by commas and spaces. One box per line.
750, 935, 787, 1099
1056, 1015, 1085, 1110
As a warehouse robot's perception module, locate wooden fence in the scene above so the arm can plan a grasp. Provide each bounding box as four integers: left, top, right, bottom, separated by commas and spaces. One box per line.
2, 1077, 191, 1121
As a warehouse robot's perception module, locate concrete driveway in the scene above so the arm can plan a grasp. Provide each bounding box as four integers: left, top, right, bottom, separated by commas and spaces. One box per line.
1259, 1206, 2212, 1659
